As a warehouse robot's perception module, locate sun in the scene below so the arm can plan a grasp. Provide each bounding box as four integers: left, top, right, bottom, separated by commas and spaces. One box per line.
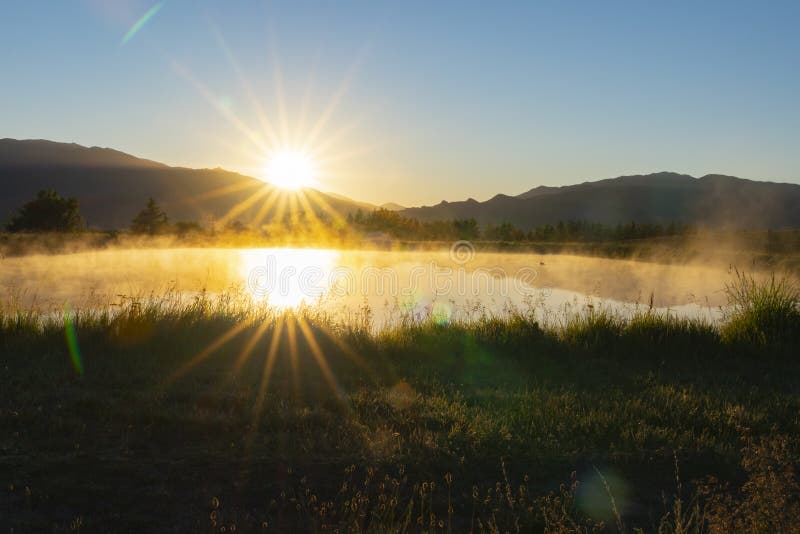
263, 149, 317, 190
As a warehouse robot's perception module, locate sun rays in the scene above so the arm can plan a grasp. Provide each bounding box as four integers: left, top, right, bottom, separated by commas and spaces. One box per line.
163, 16, 376, 238
262, 149, 317, 190
152, 16, 384, 452
165, 310, 369, 453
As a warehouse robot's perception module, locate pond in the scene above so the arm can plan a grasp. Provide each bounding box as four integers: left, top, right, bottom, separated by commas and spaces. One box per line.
0, 247, 733, 327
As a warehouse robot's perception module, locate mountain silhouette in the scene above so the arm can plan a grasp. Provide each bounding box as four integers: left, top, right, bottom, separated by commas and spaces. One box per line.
3, 140, 798, 231
0, 139, 373, 229
0, 138, 166, 169
401, 171, 800, 229
379, 202, 406, 211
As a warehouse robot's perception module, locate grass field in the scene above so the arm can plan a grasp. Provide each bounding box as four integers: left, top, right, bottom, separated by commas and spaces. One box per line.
2, 273, 800, 532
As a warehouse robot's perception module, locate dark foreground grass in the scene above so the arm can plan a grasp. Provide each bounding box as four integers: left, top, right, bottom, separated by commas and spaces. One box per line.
2, 279, 799, 532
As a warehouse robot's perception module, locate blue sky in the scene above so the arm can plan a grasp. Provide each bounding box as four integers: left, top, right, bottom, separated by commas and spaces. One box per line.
1, 1, 798, 205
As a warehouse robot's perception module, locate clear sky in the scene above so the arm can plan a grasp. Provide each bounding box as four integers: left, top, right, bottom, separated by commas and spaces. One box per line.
1, 1, 798, 206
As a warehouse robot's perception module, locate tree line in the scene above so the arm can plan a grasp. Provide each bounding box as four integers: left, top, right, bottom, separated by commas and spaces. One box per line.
2, 190, 330, 237
347, 209, 481, 240
348, 208, 696, 242
4, 190, 179, 235
4, 189, 697, 242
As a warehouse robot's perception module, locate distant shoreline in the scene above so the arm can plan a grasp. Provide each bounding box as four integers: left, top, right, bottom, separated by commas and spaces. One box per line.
2, 230, 799, 275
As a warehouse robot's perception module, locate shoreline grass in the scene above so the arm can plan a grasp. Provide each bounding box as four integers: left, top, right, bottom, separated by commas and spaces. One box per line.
2, 277, 799, 531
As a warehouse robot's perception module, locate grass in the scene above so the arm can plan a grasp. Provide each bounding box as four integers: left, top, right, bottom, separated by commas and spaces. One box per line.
720, 269, 800, 350
1, 277, 800, 532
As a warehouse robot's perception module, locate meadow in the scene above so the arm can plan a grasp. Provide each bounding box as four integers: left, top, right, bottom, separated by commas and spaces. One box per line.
2, 271, 800, 532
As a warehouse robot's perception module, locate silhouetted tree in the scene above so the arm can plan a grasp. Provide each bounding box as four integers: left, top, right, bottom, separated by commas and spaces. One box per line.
226, 220, 247, 233
454, 218, 480, 239
174, 220, 203, 236
345, 208, 696, 243
6, 189, 84, 232
130, 197, 168, 234
485, 222, 524, 241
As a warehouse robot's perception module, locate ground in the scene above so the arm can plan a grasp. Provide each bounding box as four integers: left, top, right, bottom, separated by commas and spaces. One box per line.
2, 294, 799, 531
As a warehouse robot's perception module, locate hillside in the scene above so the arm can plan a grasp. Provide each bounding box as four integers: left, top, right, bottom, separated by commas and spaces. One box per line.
0, 138, 166, 169
0, 139, 370, 230
3, 140, 799, 231
401, 172, 800, 229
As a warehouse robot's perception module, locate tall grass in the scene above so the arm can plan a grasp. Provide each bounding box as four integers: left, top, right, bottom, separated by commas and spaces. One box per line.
1, 272, 797, 357
199, 434, 800, 533
721, 270, 800, 349
3, 274, 800, 531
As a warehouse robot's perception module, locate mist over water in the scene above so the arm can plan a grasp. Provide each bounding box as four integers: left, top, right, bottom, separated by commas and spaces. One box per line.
0, 247, 775, 326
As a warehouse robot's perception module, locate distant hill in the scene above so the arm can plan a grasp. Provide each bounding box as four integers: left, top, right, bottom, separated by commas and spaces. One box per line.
318, 195, 405, 212
4, 140, 798, 231
401, 172, 800, 229
0, 138, 166, 169
0, 139, 371, 229
322, 191, 379, 211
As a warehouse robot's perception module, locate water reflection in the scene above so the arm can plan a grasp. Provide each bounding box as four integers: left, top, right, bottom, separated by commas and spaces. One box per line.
234, 248, 722, 326
239, 248, 339, 309
0, 247, 737, 326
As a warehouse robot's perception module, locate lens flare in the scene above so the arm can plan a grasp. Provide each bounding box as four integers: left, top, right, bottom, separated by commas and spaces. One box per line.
121, 2, 164, 46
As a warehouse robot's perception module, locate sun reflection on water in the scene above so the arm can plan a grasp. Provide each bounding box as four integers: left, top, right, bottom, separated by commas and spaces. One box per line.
239, 248, 340, 309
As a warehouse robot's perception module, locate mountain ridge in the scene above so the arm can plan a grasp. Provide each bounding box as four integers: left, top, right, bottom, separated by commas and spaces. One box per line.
2, 139, 799, 230
400, 171, 800, 229
0, 139, 369, 229
0, 138, 167, 169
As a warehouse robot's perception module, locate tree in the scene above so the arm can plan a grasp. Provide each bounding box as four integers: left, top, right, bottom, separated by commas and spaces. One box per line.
454, 218, 480, 240
226, 220, 247, 233
174, 220, 202, 236
485, 222, 524, 241
130, 197, 169, 234
6, 189, 84, 232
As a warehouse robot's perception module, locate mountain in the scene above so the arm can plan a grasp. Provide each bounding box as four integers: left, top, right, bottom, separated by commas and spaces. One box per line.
0, 139, 370, 229
319, 195, 404, 212
4, 140, 798, 231
401, 172, 800, 229
322, 191, 378, 211
0, 139, 166, 169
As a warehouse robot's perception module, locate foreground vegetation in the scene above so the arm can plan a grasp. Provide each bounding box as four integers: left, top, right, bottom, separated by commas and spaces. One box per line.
2, 274, 800, 532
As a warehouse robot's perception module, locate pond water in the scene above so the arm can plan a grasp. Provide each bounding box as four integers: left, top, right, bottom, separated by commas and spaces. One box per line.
0, 247, 734, 327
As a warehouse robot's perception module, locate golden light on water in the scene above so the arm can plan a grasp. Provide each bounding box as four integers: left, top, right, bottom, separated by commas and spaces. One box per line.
155, 27, 374, 413
262, 149, 318, 190
239, 247, 339, 309
168, 248, 354, 409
